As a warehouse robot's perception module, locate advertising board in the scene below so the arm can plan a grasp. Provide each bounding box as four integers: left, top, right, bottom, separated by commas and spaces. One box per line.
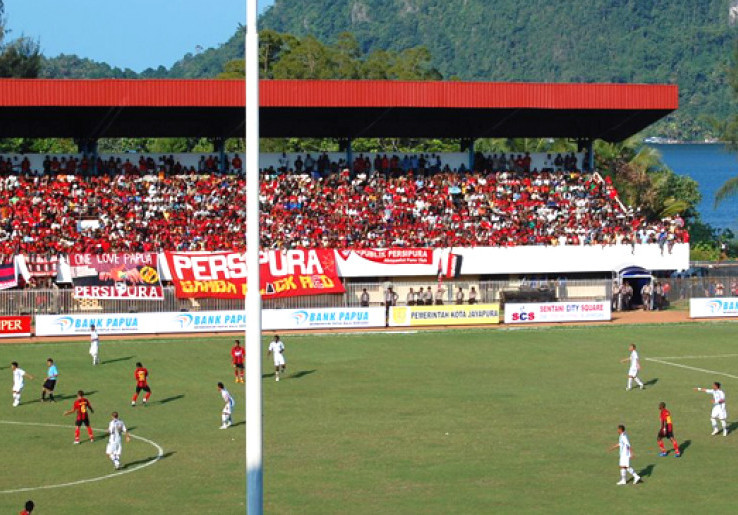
689, 298, 738, 319
504, 301, 611, 324
388, 304, 500, 327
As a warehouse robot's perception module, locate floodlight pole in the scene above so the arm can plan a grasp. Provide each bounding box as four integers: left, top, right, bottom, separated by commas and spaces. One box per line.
245, 0, 263, 513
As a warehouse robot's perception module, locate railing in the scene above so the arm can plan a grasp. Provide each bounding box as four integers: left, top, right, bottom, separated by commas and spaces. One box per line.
2, 277, 735, 316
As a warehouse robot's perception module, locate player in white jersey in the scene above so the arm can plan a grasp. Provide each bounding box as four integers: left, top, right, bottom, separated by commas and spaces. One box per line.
218, 382, 234, 429
268, 335, 287, 382
11, 362, 33, 407
608, 425, 641, 485
89, 324, 100, 365
619, 344, 644, 391
695, 382, 729, 436
105, 411, 130, 469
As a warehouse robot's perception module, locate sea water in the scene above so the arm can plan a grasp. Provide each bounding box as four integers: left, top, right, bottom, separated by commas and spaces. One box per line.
651, 143, 738, 233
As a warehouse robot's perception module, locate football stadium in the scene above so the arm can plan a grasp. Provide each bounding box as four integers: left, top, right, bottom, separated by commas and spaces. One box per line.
2, 7, 738, 515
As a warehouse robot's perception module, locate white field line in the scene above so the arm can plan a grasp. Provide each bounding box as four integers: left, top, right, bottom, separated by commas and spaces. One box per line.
649, 354, 738, 360
644, 357, 738, 380
0, 420, 164, 494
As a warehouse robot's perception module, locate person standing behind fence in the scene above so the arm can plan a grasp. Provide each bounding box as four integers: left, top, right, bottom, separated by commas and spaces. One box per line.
384, 287, 398, 324
456, 287, 464, 305
422, 286, 432, 305
469, 286, 477, 305
359, 288, 369, 307
434, 285, 445, 305
406, 288, 416, 306
641, 283, 652, 311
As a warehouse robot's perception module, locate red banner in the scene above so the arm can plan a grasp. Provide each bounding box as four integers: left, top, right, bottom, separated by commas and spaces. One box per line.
336, 248, 434, 265
0, 263, 17, 290
69, 253, 164, 300
0, 316, 31, 338
165, 250, 345, 299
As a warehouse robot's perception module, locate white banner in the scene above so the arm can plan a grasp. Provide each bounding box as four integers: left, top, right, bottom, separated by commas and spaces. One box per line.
690, 298, 738, 319
504, 301, 611, 324
263, 307, 386, 330
35, 307, 386, 336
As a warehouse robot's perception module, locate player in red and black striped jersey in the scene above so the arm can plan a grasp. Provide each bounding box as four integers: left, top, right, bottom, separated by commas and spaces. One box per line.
231, 340, 245, 383
658, 402, 681, 457
63, 390, 95, 444
131, 362, 151, 406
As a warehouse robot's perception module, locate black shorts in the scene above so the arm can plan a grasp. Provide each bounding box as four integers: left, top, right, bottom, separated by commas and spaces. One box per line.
43, 379, 56, 391
234, 363, 244, 370
75, 416, 90, 427
136, 385, 151, 394
658, 429, 674, 439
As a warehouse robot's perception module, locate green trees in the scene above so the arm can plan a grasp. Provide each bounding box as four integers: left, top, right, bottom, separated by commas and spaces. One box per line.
0, 2, 41, 78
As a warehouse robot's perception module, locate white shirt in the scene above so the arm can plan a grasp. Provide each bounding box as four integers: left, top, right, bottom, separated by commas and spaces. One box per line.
221, 388, 235, 408
12, 368, 26, 389
618, 433, 631, 459
108, 419, 127, 444
269, 340, 285, 356
90, 330, 99, 351
705, 389, 726, 406
629, 350, 639, 369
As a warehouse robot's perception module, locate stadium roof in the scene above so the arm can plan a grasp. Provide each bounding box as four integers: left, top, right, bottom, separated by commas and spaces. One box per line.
0, 79, 678, 142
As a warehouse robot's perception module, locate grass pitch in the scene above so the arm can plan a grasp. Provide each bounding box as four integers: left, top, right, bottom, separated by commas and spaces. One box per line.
1, 322, 738, 514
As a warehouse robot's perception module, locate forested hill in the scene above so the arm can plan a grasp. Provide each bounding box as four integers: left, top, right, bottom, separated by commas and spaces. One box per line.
259, 0, 738, 140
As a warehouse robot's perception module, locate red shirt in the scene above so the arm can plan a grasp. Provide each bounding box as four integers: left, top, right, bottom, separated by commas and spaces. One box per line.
231, 346, 245, 365
135, 367, 149, 387
660, 408, 673, 433
73, 397, 92, 421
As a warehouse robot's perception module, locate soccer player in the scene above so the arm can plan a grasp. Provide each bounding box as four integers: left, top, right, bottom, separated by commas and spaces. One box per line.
231, 339, 245, 383
11, 362, 33, 407
63, 390, 95, 444
694, 382, 729, 436
657, 402, 681, 457
106, 411, 131, 470
608, 425, 641, 485
41, 358, 58, 403
217, 382, 234, 429
90, 324, 100, 365
267, 335, 287, 382
20, 500, 34, 514
620, 343, 644, 391
131, 362, 151, 406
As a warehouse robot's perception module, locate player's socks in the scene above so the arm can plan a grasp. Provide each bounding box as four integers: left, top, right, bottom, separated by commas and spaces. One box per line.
672, 441, 680, 452
42, 391, 46, 401
49, 393, 55, 402
658, 441, 666, 452
635, 377, 644, 389
87, 427, 94, 441
75, 427, 81, 442
711, 418, 719, 435
620, 470, 627, 482
144, 392, 151, 403
626, 378, 633, 390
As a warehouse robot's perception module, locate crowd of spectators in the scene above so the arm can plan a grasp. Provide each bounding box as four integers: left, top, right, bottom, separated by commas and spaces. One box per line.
0, 153, 689, 256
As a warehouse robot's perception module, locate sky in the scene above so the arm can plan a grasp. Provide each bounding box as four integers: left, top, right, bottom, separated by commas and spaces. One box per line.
3, 0, 275, 72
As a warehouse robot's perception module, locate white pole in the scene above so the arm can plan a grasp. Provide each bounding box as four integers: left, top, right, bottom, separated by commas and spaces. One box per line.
245, 0, 262, 513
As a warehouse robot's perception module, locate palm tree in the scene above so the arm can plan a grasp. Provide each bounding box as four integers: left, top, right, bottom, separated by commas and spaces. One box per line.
715, 176, 738, 209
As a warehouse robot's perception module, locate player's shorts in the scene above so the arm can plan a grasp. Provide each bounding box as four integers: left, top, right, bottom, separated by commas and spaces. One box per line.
658, 429, 674, 439
135, 385, 151, 394
273, 354, 286, 367
89, 347, 98, 356
619, 455, 630, 468
712, 405, 727, 420
628, 368, 639, 377
106, 440, 122, 456
43, 379, 56, 391
234, 363, 245, 370
75, 416, 90, 427
12, 383, 23, 393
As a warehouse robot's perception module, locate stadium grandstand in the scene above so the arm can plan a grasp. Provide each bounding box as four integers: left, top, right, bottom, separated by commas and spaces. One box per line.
0, 79, 696, 320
